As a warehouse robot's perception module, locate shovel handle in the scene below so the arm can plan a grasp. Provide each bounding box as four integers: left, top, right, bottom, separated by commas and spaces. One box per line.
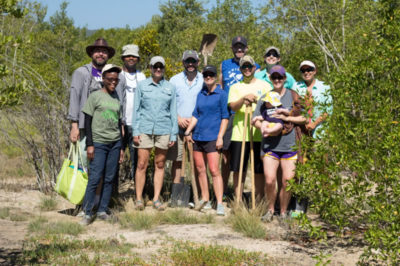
187, 141, 200, 207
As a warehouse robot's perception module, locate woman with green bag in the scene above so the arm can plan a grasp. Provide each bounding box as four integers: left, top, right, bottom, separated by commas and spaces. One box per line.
80, 64, 126, 225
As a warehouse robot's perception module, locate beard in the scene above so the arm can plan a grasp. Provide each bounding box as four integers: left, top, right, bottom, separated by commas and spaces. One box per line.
92, 57, 107, 68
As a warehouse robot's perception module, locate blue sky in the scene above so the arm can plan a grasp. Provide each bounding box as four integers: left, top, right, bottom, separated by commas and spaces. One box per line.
35, 0, 265, 30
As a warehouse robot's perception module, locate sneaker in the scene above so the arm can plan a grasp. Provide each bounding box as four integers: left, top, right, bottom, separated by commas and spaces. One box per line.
96, 212, 111, 221
216, 204, 225, 216
76, 211, 85, 217
290, 210, 304, 218
261, 211, 274, 222
79, 215, 93, 226
195, 199, 208, 211
203, 201, 212, 210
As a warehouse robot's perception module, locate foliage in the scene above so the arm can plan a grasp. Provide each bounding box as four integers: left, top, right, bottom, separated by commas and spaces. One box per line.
28, 217, 85, 236
38, 196, 58, 211
229, 202, 267, 239
289, 0, 400, 263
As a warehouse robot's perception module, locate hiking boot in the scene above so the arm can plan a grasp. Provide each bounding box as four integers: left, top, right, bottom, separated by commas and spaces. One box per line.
79, 215, 93, 226
203, 201, 212, 210
261, 211, 274, 223
96, 212, 111, 221
216, 204, 225, 216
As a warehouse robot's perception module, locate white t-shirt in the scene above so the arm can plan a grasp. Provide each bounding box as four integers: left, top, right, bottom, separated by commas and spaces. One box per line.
123, 71, 146, 126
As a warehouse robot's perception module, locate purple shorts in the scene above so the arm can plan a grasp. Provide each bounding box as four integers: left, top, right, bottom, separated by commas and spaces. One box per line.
263, 150, 298, 160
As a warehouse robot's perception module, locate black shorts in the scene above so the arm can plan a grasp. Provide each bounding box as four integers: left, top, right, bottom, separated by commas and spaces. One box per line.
229, 141, 263, 173
193, 140, 218, 153
222, 114, 234, 151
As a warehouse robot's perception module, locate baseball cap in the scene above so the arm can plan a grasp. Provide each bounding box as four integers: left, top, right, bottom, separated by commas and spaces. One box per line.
239, 55, 255, 67
232, 36, 247, 46
150, 56, 165, 66
269, 65, 286, 76
299, 60, 316, 69
182, 50, 199, 61
264, 46, 281, 57
121, 44, 140, 58
202, 65, 217, 75
101, 64, 121, 75
263, 91, 282, 107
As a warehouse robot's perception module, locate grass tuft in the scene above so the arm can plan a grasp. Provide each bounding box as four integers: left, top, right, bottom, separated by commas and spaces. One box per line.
20, 235, 145, 265
162, 240, 273, 265
38, 196, 58, 211
28, 217, 84, 236
0, 207, 10, 219
118, 212, 157, 231
229, 201, 267, 239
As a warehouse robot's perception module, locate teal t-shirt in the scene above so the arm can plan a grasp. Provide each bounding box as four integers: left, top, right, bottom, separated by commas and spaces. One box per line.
82, 90, 121, 144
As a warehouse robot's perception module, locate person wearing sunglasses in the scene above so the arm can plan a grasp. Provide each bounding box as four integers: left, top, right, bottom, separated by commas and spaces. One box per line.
184, 65, 229, 215
80, 64, 126, 225
219, 36, 261, 201
294, 60, 331, 139
255, 46, 296, 90
252, 65, 306, 222
131, 56, 178, 211
166, 50, 204, 206
228, 55, 272, 201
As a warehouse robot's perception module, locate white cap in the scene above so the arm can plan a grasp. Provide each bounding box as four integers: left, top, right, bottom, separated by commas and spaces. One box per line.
150, 56, 165, 66
299, 60, 316, 69
121, 44, 140, 58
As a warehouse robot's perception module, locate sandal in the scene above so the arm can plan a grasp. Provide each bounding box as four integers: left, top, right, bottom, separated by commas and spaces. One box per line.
135, 200, 144, 211
153, 200, 165, 211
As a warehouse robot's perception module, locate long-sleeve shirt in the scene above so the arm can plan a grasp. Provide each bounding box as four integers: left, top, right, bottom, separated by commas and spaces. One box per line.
131, 77, 178, 142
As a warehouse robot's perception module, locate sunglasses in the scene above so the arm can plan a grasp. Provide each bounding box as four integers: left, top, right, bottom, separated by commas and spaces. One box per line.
300, 67, 315, 73
203, 72, 216, 78
270, 75, 284, 81
184, 58, 197, 64
265, 51, 279, 58
152, 64, 164, 70
241, 64, 253, 70
104, 77, 119, 83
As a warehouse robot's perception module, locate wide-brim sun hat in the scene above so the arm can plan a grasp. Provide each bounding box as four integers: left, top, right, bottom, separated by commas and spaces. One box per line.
86, 38, 115, 59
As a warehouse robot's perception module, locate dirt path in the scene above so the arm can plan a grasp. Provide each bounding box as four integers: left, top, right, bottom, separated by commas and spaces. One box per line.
0, 189, 363, 265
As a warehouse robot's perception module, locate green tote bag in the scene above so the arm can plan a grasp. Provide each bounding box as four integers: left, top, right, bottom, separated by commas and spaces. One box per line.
55, 143, 88, 205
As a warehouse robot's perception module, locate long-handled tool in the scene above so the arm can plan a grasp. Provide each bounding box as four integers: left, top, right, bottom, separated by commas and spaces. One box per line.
236, 105, 256, 210
187, 141, 200, 208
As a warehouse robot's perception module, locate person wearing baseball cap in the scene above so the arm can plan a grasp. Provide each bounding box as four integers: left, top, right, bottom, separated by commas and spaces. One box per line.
131, 56, 178, 211
80, 64, 126, 225
183, 65, 229, 215
219, 36, 261, 201
166, 50, 204, 206
227, 55, 272, 202
255, 46, 296, 90
119, 44, 146, 181
293, 60, 331, 139
252, 64, 307, 222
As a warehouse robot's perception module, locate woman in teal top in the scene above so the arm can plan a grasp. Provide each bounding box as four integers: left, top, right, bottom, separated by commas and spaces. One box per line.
255, 46, 296, 89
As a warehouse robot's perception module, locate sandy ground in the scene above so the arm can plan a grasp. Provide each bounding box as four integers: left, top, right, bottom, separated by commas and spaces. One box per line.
0, 186, 365, 265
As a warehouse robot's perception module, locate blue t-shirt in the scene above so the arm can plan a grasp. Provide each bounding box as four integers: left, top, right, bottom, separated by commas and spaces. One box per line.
192, 84, 229, 141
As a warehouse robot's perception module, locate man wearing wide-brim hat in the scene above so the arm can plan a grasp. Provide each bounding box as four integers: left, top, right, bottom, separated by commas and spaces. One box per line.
67, 37, 123, 168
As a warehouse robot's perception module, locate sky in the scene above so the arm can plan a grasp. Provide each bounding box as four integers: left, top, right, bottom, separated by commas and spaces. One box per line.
36, 0, 163, 29
35, 0, 265, 30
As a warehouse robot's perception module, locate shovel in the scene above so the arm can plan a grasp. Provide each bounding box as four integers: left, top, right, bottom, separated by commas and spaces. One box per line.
187, 141, 200, 208
236, 105, 256, 210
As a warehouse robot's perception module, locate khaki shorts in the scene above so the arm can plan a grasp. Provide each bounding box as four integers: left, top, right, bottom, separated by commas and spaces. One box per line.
166, 134, 184, 161
135, 134, 170, 150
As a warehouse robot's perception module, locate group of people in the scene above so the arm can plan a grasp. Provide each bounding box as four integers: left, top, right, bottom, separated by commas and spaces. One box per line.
67, 36, 331, 225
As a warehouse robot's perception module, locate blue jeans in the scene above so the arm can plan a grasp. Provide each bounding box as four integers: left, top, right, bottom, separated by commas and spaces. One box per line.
83, 140, 121, 215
